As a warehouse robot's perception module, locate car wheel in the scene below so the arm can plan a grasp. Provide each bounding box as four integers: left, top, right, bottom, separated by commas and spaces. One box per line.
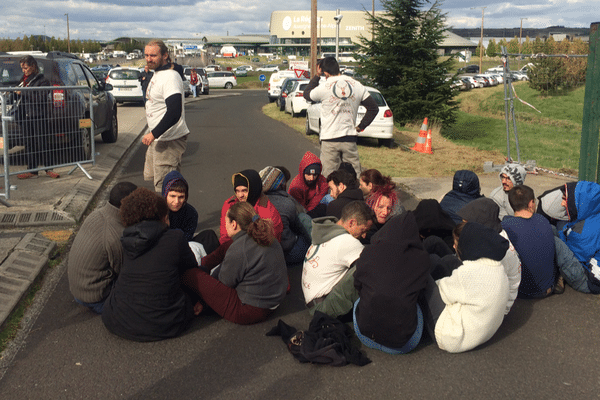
75, 127, 92, 161
378, 138, 393, 148
204, 89, 209, 95
225, 82, 233, 89
305, 117, 314, 135
268, 97, 275, 103
101, 111, 118, 143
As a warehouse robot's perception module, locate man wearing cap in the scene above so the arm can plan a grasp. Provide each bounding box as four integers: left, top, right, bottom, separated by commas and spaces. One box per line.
489, 163, 527, 220
288, 151, 330, 218
303, 57, 379, 177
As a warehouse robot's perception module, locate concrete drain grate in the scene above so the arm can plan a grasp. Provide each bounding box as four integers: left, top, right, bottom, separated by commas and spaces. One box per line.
0, 210, 74, 228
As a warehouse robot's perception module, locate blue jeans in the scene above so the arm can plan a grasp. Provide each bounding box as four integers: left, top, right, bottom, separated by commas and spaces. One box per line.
74, 297, 105, 314
554, 236, 593, 293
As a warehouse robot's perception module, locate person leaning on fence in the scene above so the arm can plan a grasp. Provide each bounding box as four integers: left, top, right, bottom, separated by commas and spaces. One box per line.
16, 55, 59, 179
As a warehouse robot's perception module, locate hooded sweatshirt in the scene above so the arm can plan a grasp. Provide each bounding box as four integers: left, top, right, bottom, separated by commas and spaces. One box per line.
354, 212, 430, 349
161, 170, 198, 241
435, 222, 509, 353
102, 220, 196, 342
439, 170, 484, 224
536, 185, 570, 226
288, 151, 329, 212
458, 198, 521, 314
489, 163, 527, 220
559, 181, 600, 291
302, 216, 364, 304
219, 169, 283, 244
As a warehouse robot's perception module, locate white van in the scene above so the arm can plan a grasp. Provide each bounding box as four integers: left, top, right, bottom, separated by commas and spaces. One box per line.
268, 70, 300, 102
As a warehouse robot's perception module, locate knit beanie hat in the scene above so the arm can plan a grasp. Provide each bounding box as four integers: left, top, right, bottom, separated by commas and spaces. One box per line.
499, 163, 527, 187
304, 163, 321, 176
233, 174, 248, 190
260, 166, 286, 193
457, 198, 502, 233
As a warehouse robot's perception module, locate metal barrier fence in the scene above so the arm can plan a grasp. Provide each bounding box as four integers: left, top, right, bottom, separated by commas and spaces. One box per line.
1, 85, 95, 202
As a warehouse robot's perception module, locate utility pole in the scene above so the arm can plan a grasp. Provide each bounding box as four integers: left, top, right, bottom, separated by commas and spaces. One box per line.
519, 18, 528, 69
311, 0, 317, 75
64, 13, 71, 53
471, 7, 485, 73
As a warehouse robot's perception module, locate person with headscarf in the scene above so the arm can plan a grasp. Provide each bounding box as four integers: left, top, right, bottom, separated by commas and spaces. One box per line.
182, 202, 288, 324
219, 169, 283, 244
489, 163, 527, 220
353, 212, 430, 354
423, 222, 509, 353
439, 170, 484, 224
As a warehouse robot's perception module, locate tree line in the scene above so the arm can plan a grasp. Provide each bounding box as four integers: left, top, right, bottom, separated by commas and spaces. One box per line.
0, 36, 141, 54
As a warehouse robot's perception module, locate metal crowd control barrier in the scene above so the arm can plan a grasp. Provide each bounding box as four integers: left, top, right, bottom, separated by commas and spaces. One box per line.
1, 85, 95, 203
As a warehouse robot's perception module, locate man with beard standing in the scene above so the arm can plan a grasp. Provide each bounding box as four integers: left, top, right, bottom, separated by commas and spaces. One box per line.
142, 39, 189, 192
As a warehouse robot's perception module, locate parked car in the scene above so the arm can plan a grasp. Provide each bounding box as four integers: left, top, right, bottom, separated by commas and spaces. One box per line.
268, 70, 299, 102
473, 75, 491, 87
106, 67, 144, 104
205, 64, 221, 72
306, 86, 394, 147
257, 65, 280, 72
284, 81, 311, 117
277, 77, 305, 111
234, 67, 248, 77
183, 67, 209, 95
206, 71, 237, 89
460, 76, 482, 88
486, 65, 504, 73
510, 71, 529, 81
238, 65, 253, 71
0, 51, 118, 160
457, 64, 479, 74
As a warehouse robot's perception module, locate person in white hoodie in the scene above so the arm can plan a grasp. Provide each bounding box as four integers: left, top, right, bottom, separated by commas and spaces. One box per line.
423, 222, 509, 353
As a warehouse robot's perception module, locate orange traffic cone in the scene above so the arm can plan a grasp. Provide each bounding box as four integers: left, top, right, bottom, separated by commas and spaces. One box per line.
411, 118, 430, 153
423, 129, 433, 154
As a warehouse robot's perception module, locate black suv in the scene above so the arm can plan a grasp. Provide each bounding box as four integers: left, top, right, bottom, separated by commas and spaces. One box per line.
0, 51, 118, 160
457, 64, 479, 74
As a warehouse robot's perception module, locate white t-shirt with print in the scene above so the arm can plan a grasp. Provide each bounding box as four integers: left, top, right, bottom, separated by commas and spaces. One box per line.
145, 69, 189, 141
302, 233, 364, 303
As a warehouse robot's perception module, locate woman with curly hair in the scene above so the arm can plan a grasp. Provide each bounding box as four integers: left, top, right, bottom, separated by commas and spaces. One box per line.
102, 187, 197, 342
182, 201, 288, 325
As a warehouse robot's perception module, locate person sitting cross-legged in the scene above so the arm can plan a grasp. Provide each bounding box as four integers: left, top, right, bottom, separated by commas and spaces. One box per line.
182, 202, 288, 325
325, 169, 365, 220
302, 201, 374, 319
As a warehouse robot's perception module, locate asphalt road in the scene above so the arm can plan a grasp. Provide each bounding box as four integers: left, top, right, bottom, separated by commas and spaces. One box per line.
1, 91, 599, 399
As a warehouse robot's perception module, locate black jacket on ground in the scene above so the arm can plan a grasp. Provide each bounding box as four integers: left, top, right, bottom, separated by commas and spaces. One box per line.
102, 220, 196, 342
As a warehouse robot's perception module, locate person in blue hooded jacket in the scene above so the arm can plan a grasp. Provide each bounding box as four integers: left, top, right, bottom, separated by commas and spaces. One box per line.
558, 181, 600, 294
439, 170, 484, 224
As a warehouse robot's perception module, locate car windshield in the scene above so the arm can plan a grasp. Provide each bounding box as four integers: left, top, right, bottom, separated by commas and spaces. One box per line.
368, 91, 386, 107
109, 69, 141, 80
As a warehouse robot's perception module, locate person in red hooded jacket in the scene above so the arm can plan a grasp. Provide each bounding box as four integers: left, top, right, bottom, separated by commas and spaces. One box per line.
288, 151, 330, 218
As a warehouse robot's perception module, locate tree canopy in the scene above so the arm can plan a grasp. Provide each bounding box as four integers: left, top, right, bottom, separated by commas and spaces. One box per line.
355, 0, 458, 126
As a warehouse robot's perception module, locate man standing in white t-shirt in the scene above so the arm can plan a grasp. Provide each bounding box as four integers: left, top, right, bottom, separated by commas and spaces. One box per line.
302, 201, 374, 318
304, 57, 379, 178
142, 39, 189, 192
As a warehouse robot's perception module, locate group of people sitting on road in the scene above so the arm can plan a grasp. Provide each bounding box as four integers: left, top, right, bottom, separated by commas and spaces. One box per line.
68, 156, 600, 355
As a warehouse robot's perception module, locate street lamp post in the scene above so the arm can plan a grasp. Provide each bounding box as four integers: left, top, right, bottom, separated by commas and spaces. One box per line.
335, 9, 343, 61
471, 7, 485, 73
64, 13, 71, 53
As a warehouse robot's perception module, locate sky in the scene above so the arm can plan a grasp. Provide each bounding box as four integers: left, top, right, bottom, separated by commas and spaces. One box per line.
1, 0, 597, 41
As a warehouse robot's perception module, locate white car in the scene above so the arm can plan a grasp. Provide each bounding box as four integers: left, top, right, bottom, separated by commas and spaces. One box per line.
257, 65, 280, 72
460, 76, 482, 88
206, 71, 237, 89
238, 65, 253, 71
105, 67, 144, 104
305, 86, 395, 147
268, 70, 299, 102
486, 65, 504, 73
284, 81, 310, 117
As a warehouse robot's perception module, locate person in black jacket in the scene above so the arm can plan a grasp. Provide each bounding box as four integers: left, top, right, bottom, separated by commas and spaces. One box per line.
102, 188, 196, 342
353, 212, 430, 354
326, 169, 365, 219
16, 55, 59, 179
